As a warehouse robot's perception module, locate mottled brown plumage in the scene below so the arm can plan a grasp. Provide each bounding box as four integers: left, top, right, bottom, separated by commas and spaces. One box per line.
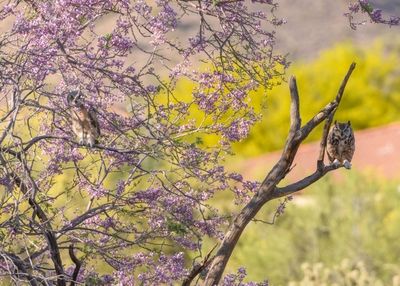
67, 90, 100, 147
327, 120, 355, 170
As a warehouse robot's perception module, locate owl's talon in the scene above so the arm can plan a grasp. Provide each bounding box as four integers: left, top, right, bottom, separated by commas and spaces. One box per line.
330, 159, 339, 168
343, 160, 352, 170
330, 163, 339, 169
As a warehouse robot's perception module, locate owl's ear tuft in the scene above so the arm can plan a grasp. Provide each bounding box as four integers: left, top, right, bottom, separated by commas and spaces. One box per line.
347, 120, 351, 126
67, 90, 83, 105
67, 90, 78, 102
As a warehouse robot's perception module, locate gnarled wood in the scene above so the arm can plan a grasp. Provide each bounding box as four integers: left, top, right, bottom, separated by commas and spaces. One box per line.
204, 62, 356, 285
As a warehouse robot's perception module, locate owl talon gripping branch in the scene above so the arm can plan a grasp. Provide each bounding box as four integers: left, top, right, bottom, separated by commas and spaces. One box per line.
343, 159, 352, 170
327, 121, 355, 170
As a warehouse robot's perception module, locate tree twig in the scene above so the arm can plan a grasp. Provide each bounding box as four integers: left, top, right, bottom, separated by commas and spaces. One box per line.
182, 244, 218, 286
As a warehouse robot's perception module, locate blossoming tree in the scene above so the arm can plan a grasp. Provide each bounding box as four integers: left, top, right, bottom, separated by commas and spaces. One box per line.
0, 0, 393, 285
345, 0, 400, 28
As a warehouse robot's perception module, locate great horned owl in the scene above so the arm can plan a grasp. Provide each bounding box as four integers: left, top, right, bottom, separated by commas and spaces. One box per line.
67, 90, 100, 147
327, 120, 355, 170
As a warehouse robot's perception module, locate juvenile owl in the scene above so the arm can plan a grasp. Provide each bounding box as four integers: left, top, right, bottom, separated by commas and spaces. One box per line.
327, 120, 355, 170
67, 90, 100, 147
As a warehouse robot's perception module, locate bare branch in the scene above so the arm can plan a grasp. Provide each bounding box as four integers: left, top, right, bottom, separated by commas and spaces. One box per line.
69, 244, 82, 286
204, 63, 356, 285
289, 76, 301, 134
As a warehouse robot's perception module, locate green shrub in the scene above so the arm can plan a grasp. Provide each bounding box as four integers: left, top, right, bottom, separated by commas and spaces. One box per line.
227, 171, 400, 285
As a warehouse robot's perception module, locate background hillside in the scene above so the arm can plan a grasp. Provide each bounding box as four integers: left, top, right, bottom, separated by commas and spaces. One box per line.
89, 1, 400, 70
273, 0, 400, 61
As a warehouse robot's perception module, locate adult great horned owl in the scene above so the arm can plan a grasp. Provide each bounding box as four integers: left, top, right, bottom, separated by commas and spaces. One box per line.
67, 90, 100, 147
327, 120, 355, 170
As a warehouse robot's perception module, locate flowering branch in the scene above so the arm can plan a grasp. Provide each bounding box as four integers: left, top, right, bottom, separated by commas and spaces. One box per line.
0, 0, 289, 284
5, 172, 66, 285
182, 243, 218, 286
345, 0, 400, 29
252, 195, 293, 225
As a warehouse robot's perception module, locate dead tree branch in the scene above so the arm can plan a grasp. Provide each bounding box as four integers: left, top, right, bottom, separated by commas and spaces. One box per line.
204, 62, 356, 285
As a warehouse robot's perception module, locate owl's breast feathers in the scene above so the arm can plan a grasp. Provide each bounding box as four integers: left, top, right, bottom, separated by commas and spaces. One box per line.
68, 92, 100, 146
327, 131, 355, 164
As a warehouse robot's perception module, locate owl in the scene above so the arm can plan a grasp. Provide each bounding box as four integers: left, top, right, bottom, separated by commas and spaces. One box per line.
327, 120, 355, 170
67, 90, 100, 147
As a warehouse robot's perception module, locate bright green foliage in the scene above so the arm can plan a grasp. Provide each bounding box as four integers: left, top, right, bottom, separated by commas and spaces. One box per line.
235, 39, 400, 157
227, 171, 400, 284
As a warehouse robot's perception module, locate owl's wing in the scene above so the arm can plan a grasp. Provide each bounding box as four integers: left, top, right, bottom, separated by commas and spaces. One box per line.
88, 107, 101, 142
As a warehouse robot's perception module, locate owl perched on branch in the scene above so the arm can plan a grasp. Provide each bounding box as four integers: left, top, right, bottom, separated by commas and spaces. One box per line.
67, 90, 100, 147
327, 120, 355, 170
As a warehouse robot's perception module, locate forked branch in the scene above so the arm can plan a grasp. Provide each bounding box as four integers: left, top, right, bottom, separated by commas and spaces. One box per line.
203, 62, 356, 285
4, 171, 66, 286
